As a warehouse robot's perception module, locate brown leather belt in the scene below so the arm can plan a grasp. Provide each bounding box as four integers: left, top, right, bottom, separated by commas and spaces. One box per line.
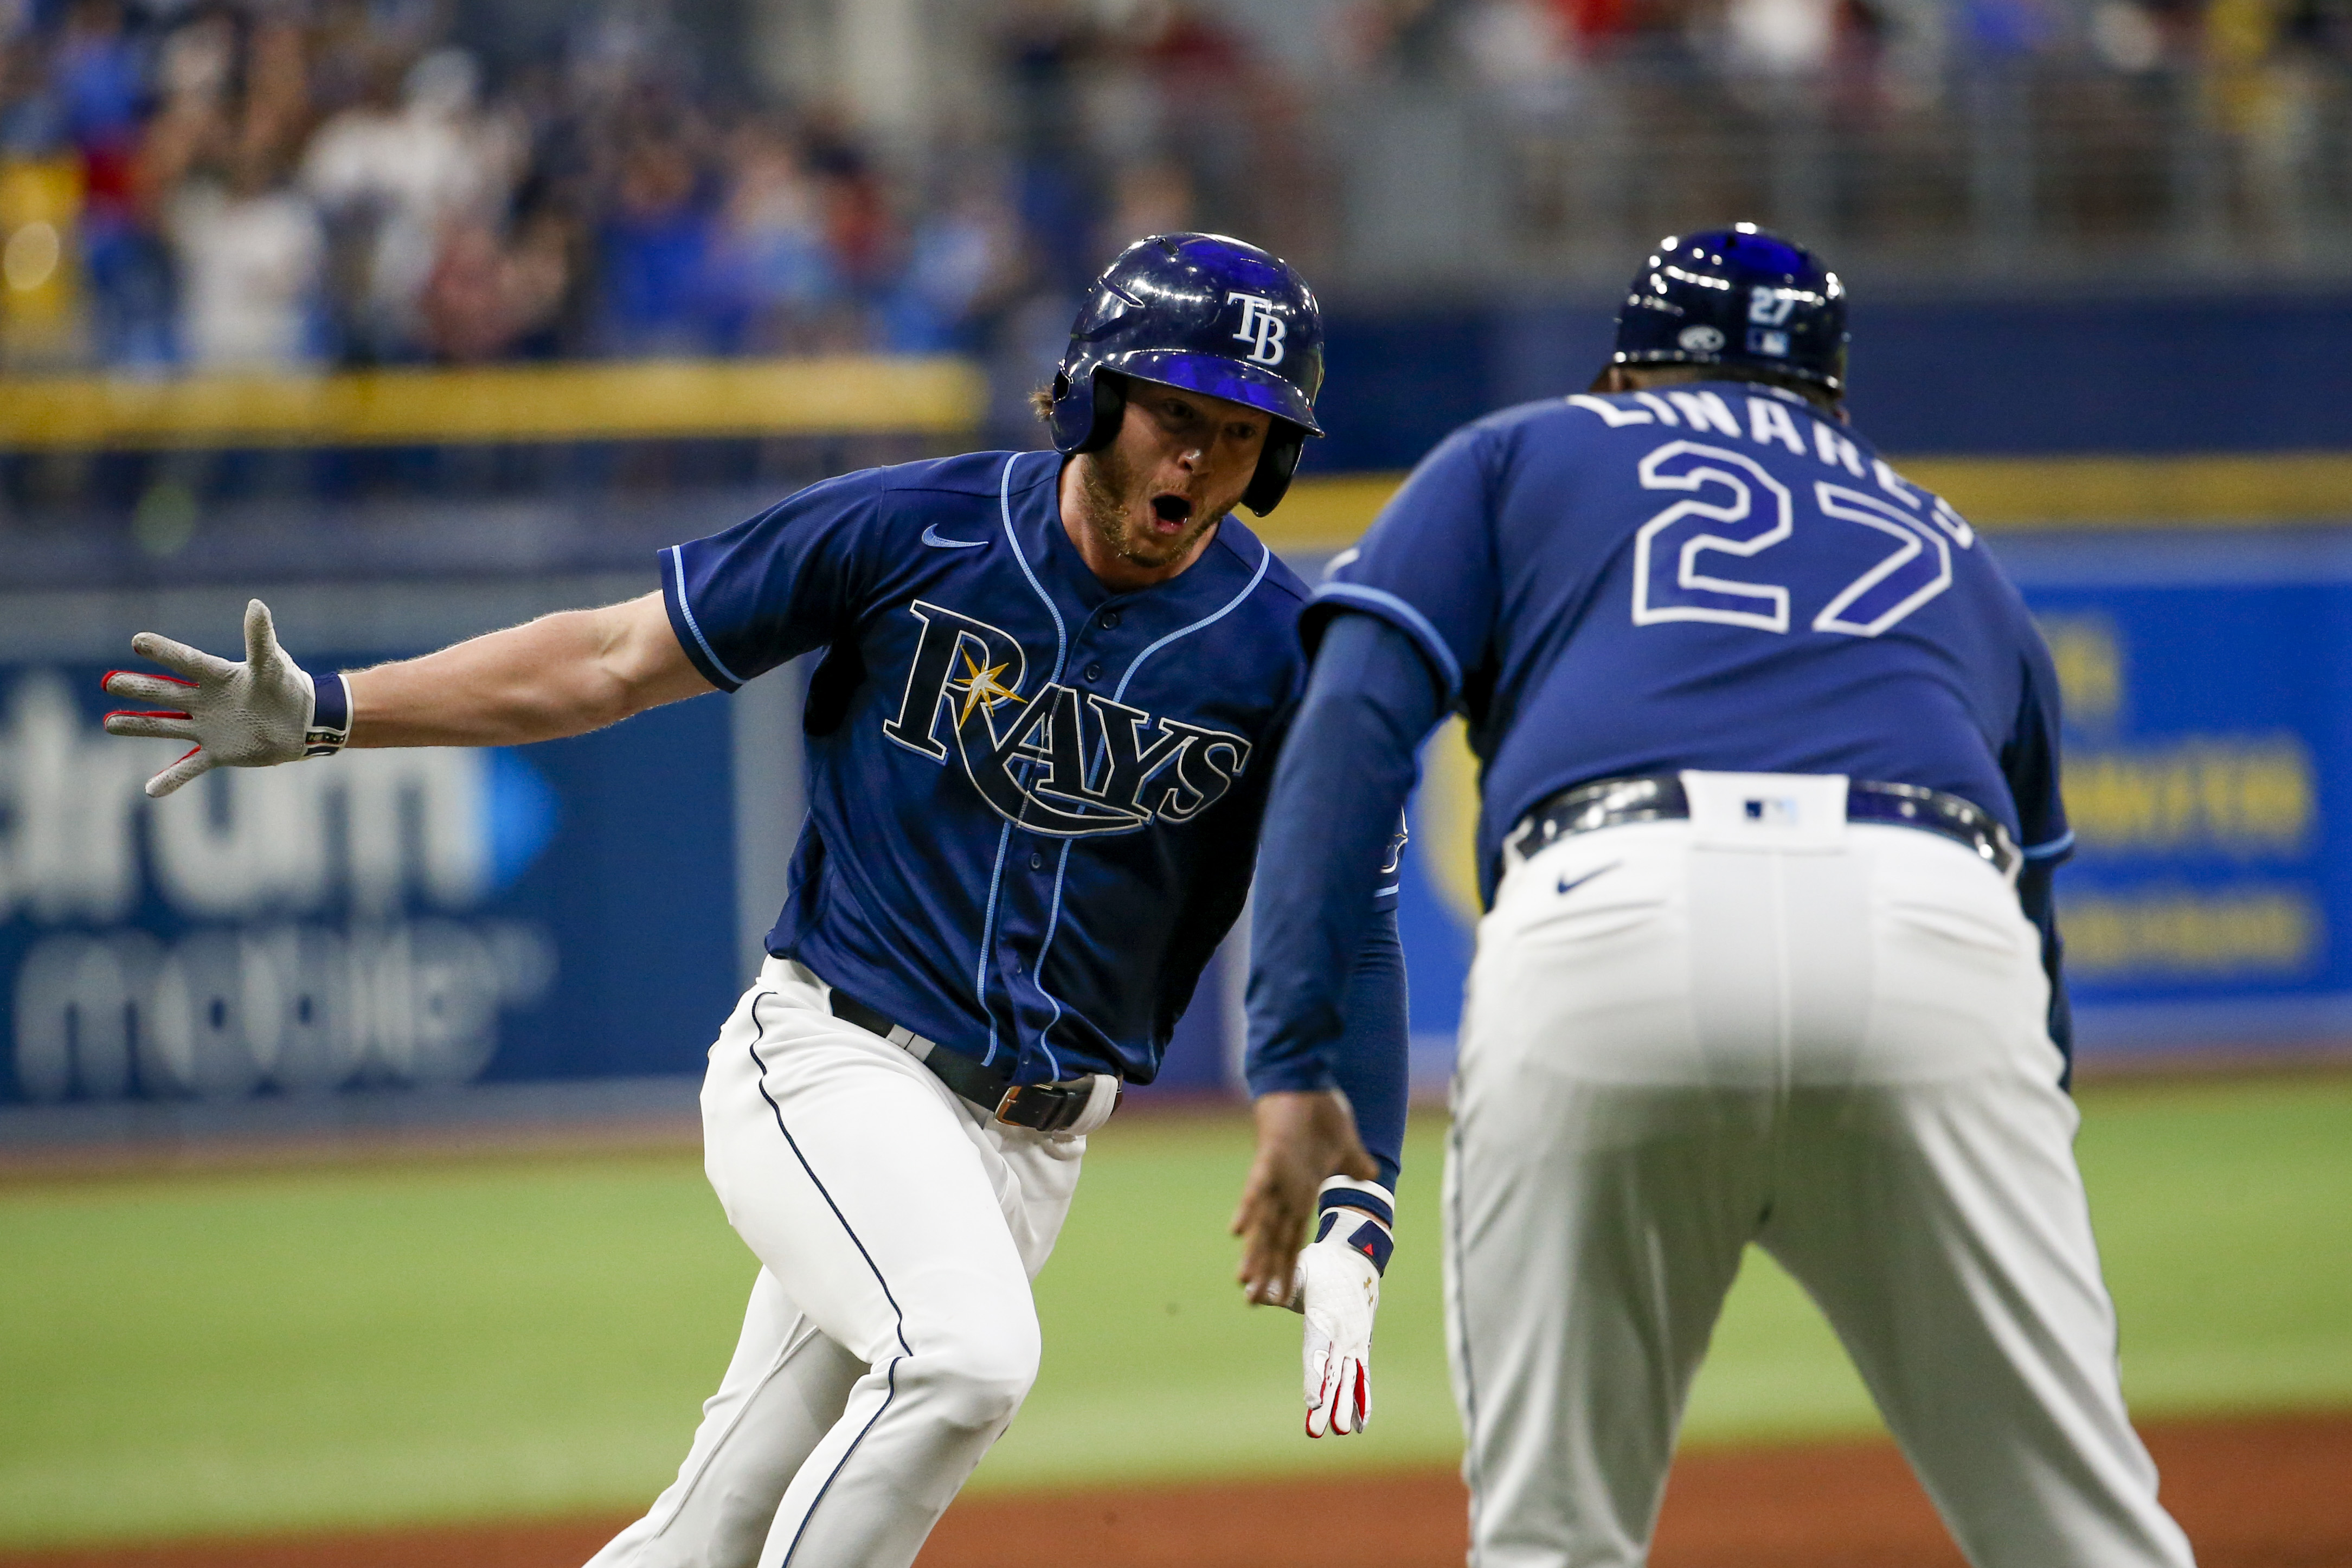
826, 988, 1120, 1135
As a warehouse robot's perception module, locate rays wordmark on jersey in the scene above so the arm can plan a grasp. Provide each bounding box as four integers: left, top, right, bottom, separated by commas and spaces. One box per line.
881, 600, 1252, 838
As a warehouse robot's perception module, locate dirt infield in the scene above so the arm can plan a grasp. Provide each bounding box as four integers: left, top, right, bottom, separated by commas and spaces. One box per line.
6, 1409, 2344, 1568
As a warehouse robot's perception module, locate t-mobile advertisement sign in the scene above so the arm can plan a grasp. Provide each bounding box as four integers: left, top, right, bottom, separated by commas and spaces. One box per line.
1, 651, 740, 1110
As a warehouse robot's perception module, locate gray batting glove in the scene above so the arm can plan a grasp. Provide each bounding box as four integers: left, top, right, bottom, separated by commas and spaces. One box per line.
1289, 1176, 1395, 1438
101, 599, 345, 798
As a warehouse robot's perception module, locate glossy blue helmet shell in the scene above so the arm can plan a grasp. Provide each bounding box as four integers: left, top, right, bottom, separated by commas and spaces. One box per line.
1612, 226, 1848, 394
1049, 233, 1325, 515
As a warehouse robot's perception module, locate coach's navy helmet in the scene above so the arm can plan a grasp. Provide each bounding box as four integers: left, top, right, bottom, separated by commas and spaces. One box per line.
1049, 232, 1324, 515
1612, 225, 1848, 394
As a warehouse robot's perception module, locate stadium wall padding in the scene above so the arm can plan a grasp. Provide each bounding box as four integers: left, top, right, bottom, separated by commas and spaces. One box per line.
1309, 292, 2352, 473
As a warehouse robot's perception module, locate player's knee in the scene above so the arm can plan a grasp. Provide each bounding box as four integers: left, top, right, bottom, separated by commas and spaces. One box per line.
909, 1313, 1040, 1432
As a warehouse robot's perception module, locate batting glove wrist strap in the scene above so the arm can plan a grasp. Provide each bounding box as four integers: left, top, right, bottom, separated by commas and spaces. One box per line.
304, 672, 352, 757
1315, 1176, 1396, 1237
1314, 1207, 1396, 1276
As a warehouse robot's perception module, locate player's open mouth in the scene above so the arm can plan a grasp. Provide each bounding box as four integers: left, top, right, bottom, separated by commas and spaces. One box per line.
1149, 493, 1193, 527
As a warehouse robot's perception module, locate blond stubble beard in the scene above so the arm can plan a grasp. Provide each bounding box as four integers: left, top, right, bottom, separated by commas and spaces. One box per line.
1075, 443, 1225, 572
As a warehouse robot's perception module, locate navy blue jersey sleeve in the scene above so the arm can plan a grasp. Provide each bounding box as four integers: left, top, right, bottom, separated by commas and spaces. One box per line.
1246, 612, 1447, 1183
1373, 813, 1409, 911
659, 468, 886, 691
1307, 426, 1503, 708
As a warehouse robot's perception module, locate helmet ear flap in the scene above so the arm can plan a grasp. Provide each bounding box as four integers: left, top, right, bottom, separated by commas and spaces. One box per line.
1242, 424, 1306, 516
1053, 371, 1124, 456
1077, 370, 1126, 453
1050, 367, 1128, 454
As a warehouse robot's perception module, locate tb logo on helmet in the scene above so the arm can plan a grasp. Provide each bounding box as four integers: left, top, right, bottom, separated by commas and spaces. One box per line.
1227, 291, 1288, 366
1048, 234, 1325, 514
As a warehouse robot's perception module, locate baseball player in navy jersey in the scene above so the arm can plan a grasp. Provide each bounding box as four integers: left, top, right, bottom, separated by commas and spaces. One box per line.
1244, 227, 2196, 1567
97, 233, 1409, 1568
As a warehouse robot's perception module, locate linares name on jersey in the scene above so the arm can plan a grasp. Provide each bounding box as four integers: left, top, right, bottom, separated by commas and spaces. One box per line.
660, 448, 1315, 1090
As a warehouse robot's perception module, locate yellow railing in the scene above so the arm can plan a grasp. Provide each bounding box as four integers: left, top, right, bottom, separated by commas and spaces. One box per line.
1261, 453, 2352, 552
1900, 454, 2352, 531
0, 356, 986, 448
0, 358, 2342, 541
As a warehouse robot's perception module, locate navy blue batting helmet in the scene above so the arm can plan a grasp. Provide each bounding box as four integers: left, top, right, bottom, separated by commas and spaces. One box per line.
1612, 225, 1848, 395
1049, 233, 1324, 516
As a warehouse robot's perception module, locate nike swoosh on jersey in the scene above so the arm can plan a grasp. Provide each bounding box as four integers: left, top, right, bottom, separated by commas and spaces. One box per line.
921, 525, 988, 549
1556, 863, 1620, 896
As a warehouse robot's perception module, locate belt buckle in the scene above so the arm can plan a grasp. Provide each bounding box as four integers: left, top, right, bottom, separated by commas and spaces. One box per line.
993, 1077, 1120, 1136
993, 1082, 1080, 1134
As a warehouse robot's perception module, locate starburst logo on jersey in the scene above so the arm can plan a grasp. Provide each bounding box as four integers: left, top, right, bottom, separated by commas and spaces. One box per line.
882, 601, 1252, 837
1226, 291, 1287, 367
953, 649, 1023, 726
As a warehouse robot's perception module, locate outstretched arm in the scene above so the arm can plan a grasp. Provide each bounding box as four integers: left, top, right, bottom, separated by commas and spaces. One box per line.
342, 592, 712, 747
103, 592, 712, 795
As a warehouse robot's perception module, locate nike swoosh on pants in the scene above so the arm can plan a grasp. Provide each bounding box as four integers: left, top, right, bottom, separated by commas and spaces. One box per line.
1557, 863, 1620, 896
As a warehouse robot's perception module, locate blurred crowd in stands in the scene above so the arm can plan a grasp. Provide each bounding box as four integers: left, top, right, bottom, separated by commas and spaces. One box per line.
0, 0, 968, 372
0, 0, 2344, 380
0, 0, 1318, 381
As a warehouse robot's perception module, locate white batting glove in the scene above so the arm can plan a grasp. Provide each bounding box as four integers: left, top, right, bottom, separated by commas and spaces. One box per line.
1289, 1175, 1395, 1438
101, 599, 351, 798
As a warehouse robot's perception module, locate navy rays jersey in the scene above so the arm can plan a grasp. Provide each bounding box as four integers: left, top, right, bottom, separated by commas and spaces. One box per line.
663, 448, 1315, 1087
1319, 381, 2070, 904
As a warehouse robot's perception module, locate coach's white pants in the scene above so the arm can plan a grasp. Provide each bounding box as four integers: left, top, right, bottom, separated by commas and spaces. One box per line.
1447, 785, 2195, 1568
587, 958, 1083, 1568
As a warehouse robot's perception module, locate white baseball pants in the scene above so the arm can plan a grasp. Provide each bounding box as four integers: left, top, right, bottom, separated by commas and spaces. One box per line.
588, 958, 1083, 1568
1446, 774, 2195, 1568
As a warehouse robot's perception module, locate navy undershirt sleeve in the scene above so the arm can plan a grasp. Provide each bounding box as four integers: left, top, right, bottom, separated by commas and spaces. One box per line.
1333, 905, 1407, 1188
1247, 611, 1448, 1185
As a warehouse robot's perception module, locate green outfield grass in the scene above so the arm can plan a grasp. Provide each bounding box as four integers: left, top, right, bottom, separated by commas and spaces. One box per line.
2, 1074, 2349, 1548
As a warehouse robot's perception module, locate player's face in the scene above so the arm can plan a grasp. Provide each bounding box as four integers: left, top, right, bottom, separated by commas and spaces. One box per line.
1074, 384, 1270, 581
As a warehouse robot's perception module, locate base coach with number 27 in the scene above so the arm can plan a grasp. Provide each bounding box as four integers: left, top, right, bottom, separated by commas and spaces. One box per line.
100, 233, 1412, 1568
1242, 226, 2197, 1568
